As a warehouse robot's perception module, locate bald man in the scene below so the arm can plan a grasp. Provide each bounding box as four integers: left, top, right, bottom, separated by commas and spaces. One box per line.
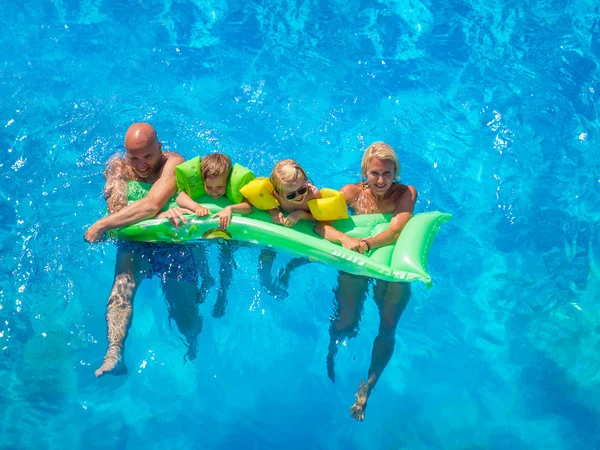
85, 122, 189, 238
85, 123, 205, 377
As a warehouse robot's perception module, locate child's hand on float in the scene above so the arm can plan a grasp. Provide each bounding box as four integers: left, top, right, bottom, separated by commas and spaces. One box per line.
283, 210, 306, 228
269, 208, 285, 225
195, 205, 210, 217
213, 207, 233, 229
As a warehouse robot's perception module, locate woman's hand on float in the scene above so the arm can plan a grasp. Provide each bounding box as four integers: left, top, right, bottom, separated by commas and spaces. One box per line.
157, 208, 190, 228
195, 205, 210, 217
341, 236, 365, 254
213, 207, 233, 229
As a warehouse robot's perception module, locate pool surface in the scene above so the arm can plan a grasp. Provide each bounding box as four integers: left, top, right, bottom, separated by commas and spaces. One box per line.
1, 0, 599, 449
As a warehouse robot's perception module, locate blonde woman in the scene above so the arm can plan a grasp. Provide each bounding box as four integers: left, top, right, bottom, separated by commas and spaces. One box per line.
315, 142, 417, 421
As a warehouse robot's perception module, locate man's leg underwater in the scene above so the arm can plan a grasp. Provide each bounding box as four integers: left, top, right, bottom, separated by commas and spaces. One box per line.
327, 271, 368, 383
162, 275, 203, 361
349, 281, 410, 421
95, 245, 149, 378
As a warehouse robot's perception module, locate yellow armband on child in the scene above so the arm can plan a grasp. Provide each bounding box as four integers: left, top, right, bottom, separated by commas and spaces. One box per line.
239, 177, 280, 210
307, 188, 349, 221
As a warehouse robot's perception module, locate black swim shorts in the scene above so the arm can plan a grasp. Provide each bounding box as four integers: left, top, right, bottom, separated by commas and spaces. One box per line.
116, 241, 199, 284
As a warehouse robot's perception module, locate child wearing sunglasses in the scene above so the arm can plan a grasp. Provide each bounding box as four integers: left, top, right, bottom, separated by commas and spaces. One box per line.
258, 159, 321, 298
268, 159, 321, 226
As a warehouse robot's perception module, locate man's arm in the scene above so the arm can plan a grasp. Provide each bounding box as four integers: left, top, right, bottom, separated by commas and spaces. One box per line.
84, 153, 185, 242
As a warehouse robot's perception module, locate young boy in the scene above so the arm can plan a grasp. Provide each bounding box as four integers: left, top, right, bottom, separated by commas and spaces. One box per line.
176, 153, 252, 317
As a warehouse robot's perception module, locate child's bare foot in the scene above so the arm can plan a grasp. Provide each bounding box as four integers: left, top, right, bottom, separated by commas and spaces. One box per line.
259, 272, 288, 299
276, 268, 291, 290
349, 379, 369, 421
265, 282, 288, 299
95, 347, 127, 378
184, 340, 198, 362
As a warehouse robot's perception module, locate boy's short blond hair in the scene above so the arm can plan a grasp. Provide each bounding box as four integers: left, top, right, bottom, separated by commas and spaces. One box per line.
270, 159, 308, 192
361, 142, 401, 179
201, 153, 232, 180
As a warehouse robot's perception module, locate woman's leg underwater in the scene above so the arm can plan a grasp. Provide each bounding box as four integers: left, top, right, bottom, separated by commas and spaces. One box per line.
327, 271, 369, 383
349, 281, 411, 421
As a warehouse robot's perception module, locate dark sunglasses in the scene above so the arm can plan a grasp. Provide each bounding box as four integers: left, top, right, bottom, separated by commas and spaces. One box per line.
282, 184, 308, 200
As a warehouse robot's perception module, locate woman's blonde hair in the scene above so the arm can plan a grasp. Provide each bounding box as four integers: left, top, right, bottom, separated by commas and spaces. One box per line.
270, 159, 308, 192
361, 141, 400, 179
201, 153, 232, 180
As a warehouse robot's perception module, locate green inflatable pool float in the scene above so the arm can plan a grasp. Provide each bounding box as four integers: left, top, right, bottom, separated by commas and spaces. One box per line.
111, 175, 451, 286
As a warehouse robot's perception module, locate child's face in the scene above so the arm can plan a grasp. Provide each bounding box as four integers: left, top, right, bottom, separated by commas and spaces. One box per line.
204, 174, 228, 198
279, 178, 309, 203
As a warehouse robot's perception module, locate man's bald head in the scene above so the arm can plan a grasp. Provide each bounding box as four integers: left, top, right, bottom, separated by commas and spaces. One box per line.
124, 123, 163, 179
124, 122, 158, 151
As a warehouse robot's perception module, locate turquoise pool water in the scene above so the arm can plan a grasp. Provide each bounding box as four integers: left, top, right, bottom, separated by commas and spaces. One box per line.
1, 0, 599, 448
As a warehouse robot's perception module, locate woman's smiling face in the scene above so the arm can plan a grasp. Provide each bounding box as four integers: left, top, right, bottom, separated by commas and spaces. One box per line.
365, 157, 395, 196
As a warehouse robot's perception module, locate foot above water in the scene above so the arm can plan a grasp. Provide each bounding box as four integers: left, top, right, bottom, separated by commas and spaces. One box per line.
95, 348, 127, 378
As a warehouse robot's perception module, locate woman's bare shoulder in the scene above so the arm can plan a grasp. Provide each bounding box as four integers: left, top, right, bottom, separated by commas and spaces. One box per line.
402, 184, 417, 199
391, 183, 417, 212
340, 183, 362, 200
